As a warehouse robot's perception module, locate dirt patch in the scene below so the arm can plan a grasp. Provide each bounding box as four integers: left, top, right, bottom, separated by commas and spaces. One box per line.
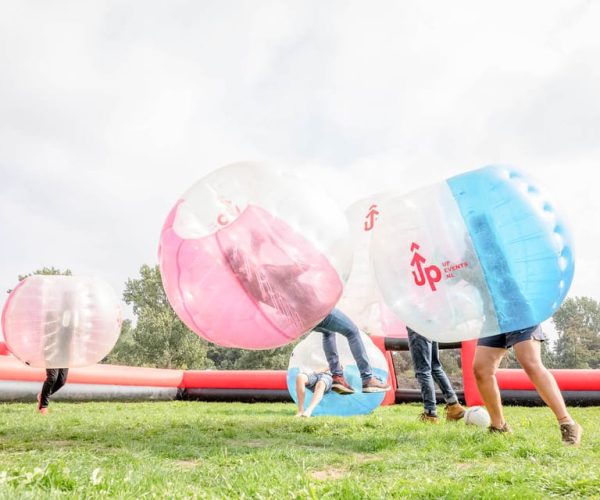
352, 453, 380, 465
48, 440, 74, 447
310, 468, 347, 481
174, 459, 202, 469
227, 439, 265, 448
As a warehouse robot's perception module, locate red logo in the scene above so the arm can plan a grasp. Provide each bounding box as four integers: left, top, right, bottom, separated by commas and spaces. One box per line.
216, 199, 242, 227
364, 204, 379, 231
410, 242, 442, 291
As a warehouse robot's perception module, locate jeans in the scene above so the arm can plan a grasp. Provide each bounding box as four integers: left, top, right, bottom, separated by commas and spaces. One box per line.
314, 308, 373, 381
40, 368, 69, 408
407, 328, 457, 414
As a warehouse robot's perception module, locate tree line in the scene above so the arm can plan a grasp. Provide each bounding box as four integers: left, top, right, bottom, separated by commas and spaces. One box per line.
6, 266, 600, 371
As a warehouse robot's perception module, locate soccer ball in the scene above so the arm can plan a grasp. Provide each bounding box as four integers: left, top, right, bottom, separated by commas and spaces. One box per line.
464, 406, 491, 428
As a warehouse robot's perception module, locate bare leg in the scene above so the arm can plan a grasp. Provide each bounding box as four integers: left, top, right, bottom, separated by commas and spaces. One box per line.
295, 374, 308, 416
473, 346, 507, 428
513, 340, 573, 423
303, 381, 327, 417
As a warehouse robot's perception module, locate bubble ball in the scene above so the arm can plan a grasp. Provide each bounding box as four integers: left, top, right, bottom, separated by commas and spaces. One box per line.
158, 162, 351, 349
338, 194, 408, 337
286, 331, 389, 416
371, 165, 574, 342
1, 275, 122, 368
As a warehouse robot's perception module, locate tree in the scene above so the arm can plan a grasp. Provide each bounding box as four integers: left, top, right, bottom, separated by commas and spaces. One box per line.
232, 342, 297, 370
7, 267, 72, 293
109, 265, 213, 369
552, 296, 600, 369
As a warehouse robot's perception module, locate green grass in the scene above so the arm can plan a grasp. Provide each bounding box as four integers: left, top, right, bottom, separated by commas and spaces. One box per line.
0, 402, 598, 499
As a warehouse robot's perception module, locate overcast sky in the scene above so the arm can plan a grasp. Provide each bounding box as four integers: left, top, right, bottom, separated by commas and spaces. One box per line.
1, 1, 599, 337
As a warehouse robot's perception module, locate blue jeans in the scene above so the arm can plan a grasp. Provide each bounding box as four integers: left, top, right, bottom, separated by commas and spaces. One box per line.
314, 308, 373, 381
407, 328, 457, 415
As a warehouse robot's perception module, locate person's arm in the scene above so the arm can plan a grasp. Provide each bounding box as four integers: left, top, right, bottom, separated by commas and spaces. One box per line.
295, 373, 309, 415
303, 380, 327, 417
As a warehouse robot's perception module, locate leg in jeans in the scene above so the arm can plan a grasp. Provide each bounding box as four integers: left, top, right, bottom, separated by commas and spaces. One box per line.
407, 329, 437, 415
321, 331, 343, 377
430, 342, 458, 404
40, 369, 59, 409
315, 309, 373, 380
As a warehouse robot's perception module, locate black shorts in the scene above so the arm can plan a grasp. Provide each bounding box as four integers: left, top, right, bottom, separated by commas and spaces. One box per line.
477, 325, 545, 349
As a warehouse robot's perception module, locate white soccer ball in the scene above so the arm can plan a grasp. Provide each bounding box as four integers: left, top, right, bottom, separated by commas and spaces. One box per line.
464, 406, 491, 428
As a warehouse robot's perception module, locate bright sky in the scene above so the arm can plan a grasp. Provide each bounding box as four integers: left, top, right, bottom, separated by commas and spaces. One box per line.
1, 1, 599, 338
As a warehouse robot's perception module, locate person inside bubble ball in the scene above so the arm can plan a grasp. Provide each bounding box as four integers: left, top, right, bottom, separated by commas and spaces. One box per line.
406, 327, 465, 423
36, 291, 76, 415
314, 308, 390, 394
224, 230, 324, 327
294, 367, 332, 417
456, 219, 582, 445
474, 324, 582, 445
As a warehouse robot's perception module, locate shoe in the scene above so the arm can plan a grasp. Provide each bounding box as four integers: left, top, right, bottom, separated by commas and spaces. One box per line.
331, 375, 355, 395
445, 402, 466, 421
38, 407, 48, 415
419, 412, 440, 424
560, 422, 582, 446
488, 423, 512, 433
362, 377, 390, 393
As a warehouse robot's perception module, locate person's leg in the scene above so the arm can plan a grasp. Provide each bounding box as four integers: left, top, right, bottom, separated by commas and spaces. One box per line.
319, 330, 343, 377
408, 330, 437, 417
39, 369, 59, 410
512, 340, 571, 422
430, 342, 458, 404
295, 374, 309, 416
303, 381, 327, 417
430, 342, 465, 420
322, 309, 373, 380
473, 346, 507, 429
50, 368, 69, 396
316, 314, 354, 394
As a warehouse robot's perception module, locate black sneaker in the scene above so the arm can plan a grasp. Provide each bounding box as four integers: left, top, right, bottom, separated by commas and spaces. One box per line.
331, 375, 355, 395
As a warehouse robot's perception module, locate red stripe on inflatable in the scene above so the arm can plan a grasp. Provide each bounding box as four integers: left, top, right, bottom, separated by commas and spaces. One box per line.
370, 335, 397, 405
496, 369, 600, 391
0, 342, 8, 356
461, 340, 483, 406
182, 370, 288, 390
0, 357, 184, 387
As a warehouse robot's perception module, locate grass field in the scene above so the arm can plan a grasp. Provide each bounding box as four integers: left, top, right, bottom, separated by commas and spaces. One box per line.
0, 401, 598, 499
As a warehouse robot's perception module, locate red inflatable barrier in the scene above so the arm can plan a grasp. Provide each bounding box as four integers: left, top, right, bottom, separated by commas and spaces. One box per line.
370, 335, 398, 405
0, 356, 184, 387
182, 370, 287, 390
496, 368, 600, 391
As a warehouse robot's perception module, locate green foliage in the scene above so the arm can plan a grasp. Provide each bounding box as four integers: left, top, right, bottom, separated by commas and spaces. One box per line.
552, 296, 600, 369
109, 263, 303, 370
207, 342, 297, 370
233, 342, 297, 370
7, 267, 72, 293
109, 265, 213, 369
0, 402, 598, 498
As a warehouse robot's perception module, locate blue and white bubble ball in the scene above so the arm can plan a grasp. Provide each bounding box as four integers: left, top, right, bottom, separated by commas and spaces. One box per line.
287, 331, 389, 416
371, 165, 574, 342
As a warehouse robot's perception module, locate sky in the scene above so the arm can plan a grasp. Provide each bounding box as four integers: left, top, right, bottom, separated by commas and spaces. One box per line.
1, 1, 599, 338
